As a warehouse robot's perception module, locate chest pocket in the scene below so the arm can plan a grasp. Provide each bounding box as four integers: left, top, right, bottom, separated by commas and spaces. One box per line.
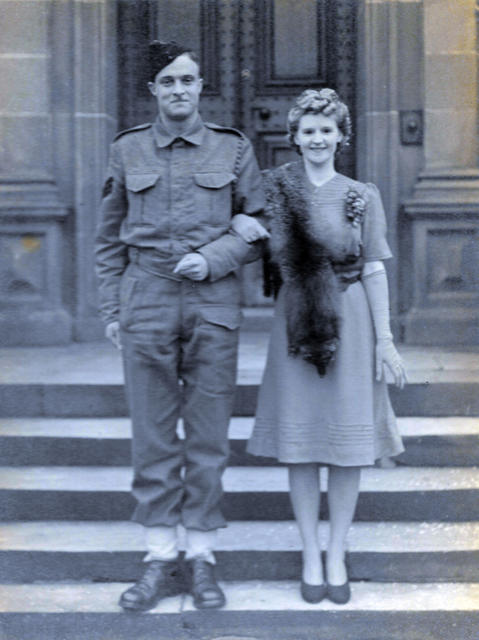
126, 173, 161, 225
193, 172, 236, 225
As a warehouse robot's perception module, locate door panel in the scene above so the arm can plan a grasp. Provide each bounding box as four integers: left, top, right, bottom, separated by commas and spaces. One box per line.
118, 0, 357, 306
255, 0, 328, 90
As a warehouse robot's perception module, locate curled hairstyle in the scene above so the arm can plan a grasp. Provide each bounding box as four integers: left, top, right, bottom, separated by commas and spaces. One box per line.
287, 88, 352, 154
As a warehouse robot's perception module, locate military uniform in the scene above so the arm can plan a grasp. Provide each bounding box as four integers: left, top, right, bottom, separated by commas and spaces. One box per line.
95, 115, 264, 532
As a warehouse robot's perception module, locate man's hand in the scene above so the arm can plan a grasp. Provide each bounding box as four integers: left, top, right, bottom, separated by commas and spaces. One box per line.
375, 338, 407, 389
231, 214, 270, 243
173, 253, 209, 281
106, 321, 122, 350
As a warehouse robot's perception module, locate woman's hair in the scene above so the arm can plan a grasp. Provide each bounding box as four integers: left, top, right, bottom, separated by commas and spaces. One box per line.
287, 88, 352, 154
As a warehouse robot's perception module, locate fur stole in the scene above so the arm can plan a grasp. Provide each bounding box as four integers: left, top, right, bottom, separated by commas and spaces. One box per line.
263, 161, 340, 376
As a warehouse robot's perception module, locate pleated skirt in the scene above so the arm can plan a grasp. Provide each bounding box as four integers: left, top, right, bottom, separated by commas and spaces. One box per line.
247, 281, 404, 466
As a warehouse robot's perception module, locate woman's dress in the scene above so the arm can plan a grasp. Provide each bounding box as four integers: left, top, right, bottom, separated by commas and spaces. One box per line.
247, 172, 404, 466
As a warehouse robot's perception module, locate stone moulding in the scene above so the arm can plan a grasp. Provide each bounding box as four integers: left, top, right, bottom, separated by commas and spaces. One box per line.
402, 172, 479, 345
0, 186, 72, 346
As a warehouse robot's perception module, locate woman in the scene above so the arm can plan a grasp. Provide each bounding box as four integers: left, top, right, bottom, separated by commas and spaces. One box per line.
232, 88, 406, 604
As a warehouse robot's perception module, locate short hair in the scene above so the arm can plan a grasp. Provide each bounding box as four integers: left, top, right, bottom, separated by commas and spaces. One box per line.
183, 50, 200, 74
286, 88, 352, 154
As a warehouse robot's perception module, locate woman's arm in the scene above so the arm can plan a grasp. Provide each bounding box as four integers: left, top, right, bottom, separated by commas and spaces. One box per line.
362, 260, 407, 388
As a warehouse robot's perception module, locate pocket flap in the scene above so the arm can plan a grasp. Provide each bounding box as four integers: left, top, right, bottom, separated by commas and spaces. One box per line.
199, 305, 242, 330
126, 173, 160, 192
194, 172, 236, 189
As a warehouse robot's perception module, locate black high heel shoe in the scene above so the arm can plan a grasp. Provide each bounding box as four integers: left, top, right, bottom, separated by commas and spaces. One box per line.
326, 553, 351, 604
300, 579, 327, 604
326, 580, 350, 604
300, 552, 327, 604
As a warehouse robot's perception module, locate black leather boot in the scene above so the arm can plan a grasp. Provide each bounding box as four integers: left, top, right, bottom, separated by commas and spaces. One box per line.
187, 558, 226, 609
119, 560, 184, 612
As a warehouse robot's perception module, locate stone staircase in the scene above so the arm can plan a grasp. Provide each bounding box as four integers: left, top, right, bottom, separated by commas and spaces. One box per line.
0, 335, 478, 639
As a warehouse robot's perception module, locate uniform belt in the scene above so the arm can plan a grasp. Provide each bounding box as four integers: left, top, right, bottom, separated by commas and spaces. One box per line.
128, 247, 183, 281
336, 272, 361, 292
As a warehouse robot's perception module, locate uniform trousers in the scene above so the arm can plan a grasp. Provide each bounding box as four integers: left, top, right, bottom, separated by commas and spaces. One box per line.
119, 259, 241, 539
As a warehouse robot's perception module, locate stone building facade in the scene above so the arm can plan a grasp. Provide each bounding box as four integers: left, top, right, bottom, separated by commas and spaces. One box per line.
0, 0, 477, 346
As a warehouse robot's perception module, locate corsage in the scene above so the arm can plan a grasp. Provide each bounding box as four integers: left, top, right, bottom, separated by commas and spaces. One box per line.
345, 188, 367, 227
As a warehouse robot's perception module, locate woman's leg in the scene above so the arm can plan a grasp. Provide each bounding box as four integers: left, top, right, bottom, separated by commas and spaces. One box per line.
288, 463, 323, 584
326, 465, 361, 585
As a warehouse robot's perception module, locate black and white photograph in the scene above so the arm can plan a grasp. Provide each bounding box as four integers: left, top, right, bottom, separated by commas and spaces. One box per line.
0, 1, 478, 639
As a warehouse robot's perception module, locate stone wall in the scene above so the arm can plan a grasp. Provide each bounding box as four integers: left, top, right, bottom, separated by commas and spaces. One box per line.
0, 0, 117, 345
1, 0, 477, 345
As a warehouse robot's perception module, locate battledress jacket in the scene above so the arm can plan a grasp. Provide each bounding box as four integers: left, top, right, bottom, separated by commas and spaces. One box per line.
95, 116, 265, 325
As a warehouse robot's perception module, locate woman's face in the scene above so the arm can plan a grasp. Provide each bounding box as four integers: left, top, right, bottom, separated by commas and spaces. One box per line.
294, 113, 343, 168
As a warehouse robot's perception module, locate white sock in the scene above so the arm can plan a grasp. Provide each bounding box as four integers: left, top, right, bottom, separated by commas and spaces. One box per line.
143, 525, 179, 562
185, 529, 217, 564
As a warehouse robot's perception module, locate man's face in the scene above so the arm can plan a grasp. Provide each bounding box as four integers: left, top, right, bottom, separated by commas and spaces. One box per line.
148, 54, 203, 122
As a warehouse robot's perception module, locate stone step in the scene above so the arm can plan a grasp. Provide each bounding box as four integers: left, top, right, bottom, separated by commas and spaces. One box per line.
0, 582, 477, 640
1, 417, 478, 466
1, 521, 478, 583
2, 466, 478, 522
3, 338, 479, 385
2, 416, 478, 439
1, 382, 479, 417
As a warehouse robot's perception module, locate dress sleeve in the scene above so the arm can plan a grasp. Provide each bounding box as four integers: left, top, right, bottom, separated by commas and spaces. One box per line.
361, 183, 393, 261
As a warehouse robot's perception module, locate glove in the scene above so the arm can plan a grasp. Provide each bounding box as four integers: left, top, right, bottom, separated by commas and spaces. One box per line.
362, 265, 407, 389
375, 337, 406, 388
173, 253, 209, 281
230, 214, 270, 243
105, 320, 122, 350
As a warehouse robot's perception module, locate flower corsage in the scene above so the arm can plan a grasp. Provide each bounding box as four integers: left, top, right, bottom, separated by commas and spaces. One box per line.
345, 188, 367, 227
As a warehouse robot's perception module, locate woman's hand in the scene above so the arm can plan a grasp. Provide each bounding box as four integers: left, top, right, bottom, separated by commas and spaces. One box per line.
375, 338, 407, 389
231, 214, 270, 243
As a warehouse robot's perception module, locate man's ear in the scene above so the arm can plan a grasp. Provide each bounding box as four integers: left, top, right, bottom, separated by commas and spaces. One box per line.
148, 81, 156, 96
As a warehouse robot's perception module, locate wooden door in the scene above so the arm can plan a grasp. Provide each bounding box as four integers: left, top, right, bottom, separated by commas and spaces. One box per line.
117, 0, 357, 305
236, 0, 357, 304
237, 0, 356, 173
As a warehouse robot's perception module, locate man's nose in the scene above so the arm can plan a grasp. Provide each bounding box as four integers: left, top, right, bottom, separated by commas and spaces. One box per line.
173, 80, 185, 94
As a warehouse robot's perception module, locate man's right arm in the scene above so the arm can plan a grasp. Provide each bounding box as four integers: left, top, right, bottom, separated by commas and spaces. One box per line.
95, 142, 128, 326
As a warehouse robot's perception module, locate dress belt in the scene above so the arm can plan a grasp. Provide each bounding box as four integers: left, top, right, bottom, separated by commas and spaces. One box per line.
336, 272, 361, 292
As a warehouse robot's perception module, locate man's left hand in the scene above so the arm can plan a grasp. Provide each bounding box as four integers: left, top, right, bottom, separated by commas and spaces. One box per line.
173, 253, 209, 281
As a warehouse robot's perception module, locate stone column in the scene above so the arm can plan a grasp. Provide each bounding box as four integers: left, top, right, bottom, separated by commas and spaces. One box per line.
356, 0, 424, 338
403, 0, 479, 344
0, 0, 71, 345
0, 0, 118, 345
70, 0, 118, 341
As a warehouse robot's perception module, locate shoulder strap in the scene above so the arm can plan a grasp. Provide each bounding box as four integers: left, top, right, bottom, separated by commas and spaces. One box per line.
204, 122, 244, 138
114, 122, 152, 141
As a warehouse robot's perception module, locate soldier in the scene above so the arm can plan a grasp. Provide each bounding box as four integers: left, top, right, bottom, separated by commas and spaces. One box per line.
95, 40, 265, 612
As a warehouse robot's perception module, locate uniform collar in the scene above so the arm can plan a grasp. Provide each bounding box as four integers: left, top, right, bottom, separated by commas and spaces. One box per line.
153, 114, 205, 147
